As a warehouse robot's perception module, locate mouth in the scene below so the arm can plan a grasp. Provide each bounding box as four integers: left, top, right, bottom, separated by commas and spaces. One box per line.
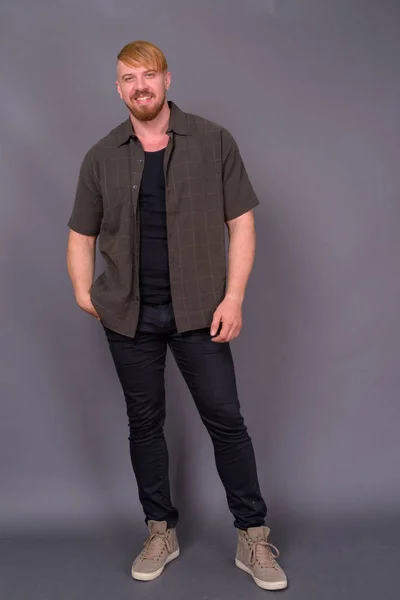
134, 95, 154, 105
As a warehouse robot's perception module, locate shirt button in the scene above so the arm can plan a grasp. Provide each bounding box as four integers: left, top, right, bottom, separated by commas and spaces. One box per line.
132, 185, 138, 189
138, 159, 143, 164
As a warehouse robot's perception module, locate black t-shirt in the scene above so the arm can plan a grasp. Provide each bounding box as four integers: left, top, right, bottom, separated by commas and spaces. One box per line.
138, 148, 172, 305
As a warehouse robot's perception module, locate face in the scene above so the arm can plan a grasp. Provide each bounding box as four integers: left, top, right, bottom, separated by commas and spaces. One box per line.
116, 61, 171, 122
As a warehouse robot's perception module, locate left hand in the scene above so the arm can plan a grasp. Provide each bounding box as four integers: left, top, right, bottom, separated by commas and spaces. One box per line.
210, 296, 243, 343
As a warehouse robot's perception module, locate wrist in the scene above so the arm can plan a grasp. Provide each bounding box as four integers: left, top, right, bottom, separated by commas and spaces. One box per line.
225, 291, 244, 304
75, 289, 91, 305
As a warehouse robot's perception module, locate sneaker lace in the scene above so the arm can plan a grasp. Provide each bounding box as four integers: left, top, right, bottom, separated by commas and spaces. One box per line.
141, 531, 172, 560
249, 539, 280, 570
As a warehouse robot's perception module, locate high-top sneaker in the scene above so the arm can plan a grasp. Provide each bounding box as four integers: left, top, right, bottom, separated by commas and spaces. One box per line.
235, 525, 287, 590
131, 520, 180, 581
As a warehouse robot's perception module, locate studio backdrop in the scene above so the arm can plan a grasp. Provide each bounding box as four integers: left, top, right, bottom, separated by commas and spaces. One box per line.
1, 0, 399, 533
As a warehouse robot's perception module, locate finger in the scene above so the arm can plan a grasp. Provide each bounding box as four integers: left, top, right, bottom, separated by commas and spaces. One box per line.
232, 323, 242, 337
230, 327, 241, 341
224, 329, 235, 343
211, 321, 232, 343
225, 324, 238, 342
223, 322, 242, 342
210, 314, 222, 337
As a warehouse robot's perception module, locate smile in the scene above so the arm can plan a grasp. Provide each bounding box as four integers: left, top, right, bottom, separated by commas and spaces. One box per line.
135, 96, 153, 104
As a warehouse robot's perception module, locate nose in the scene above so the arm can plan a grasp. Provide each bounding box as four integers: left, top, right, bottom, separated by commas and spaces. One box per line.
135, 74, 149, 91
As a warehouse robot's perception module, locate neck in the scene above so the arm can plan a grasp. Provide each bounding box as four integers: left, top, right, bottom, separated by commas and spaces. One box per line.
129, 101, 170, 139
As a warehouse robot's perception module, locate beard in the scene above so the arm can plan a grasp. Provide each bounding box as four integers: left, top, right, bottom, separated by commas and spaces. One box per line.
126, 90, 166, 122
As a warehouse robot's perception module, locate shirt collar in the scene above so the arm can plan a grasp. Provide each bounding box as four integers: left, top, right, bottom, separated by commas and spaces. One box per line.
115, 100, 189, 147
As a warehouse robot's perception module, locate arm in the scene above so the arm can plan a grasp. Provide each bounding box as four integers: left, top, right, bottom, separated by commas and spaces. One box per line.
225, 209, 256, 304
67, 148, 103, 320
210, 128, 260, 342
67, 230, 100, 319
210, 210, 256, 342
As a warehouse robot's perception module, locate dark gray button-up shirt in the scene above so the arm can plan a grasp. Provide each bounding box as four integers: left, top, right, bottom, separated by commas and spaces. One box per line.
68, 100, 259, 336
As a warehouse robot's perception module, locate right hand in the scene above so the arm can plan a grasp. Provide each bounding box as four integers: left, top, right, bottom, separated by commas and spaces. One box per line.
76, 293, 101, 320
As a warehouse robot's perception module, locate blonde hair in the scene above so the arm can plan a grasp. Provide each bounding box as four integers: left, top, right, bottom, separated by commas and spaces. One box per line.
117, 40, 168, 72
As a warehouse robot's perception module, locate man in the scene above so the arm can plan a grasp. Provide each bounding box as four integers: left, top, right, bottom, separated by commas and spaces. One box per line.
67, 40, 287, 591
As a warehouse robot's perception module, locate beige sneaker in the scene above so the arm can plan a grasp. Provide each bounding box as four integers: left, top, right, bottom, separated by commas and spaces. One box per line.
131, 520, 180, 581
235, 525, 287, 590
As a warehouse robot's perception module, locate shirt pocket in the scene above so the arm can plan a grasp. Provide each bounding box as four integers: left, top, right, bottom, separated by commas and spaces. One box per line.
100, 157, 135, 209
101, 181, 133, 210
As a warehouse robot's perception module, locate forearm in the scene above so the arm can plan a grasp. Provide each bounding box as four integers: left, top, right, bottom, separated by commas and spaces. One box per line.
67, 230, 97, 301
225, 217, 256, 304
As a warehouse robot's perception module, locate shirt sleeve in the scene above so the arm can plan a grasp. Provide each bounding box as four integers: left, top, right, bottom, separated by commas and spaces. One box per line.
221, 128, 260, 222
67, 149, 103, 236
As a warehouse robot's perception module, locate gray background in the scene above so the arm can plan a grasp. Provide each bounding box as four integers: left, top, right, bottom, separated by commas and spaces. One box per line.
1, 1, 399, 598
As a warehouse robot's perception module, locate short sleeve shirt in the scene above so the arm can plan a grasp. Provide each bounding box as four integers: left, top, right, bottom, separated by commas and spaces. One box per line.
68, 100, 259, 336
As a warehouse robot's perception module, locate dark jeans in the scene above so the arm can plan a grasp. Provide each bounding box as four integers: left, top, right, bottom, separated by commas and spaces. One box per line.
102, 300, 267, 530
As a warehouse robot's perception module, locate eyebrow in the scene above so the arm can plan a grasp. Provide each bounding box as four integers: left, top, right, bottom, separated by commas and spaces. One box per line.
121, 70, 156, 80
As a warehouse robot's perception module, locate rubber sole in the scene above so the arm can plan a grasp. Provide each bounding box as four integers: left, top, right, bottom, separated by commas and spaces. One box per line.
131, 548, 180, 581
235, 558, 288, 590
